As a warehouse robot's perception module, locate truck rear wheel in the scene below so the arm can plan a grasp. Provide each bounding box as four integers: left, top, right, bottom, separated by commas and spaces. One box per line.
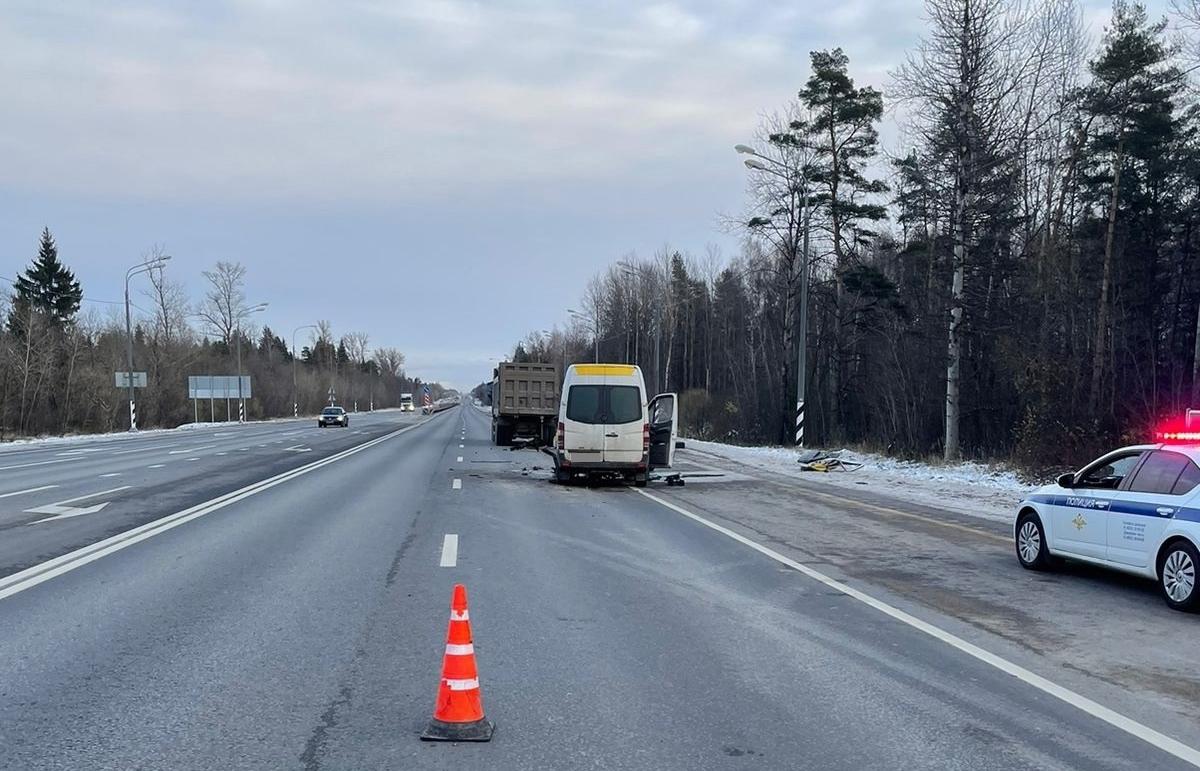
495, 423, 512, 446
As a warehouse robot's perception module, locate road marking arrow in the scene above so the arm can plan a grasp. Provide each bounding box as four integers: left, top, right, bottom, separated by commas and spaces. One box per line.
25, 485, 131, 524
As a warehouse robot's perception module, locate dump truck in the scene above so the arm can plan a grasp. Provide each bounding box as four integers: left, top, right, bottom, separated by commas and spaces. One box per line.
491, 361, 558, 446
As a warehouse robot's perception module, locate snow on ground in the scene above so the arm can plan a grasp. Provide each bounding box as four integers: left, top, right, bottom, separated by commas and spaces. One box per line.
0, 411, 393, 454
684, 439, 1039, 523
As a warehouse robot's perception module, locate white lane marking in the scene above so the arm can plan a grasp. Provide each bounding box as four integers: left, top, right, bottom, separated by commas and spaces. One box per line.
459, 444, 464, 449
147, 464, 166, 469
169, 446, 214, 455
113, 443, 179, 456
633, 488, 1200, 768
100, 473, 121, 478
0, 485, 57, 499
36, 485, 138, 506
56, 448, 100, 456
0, 416, 441, 601
452, 478, 462, 490
284, 445, 312, 453
456, 456, 463, 462
25, 486, 133, 522
440, 534, 459, 567
0, 458, 76, 472
216, 452, 228, 456
188, 458, 200, 462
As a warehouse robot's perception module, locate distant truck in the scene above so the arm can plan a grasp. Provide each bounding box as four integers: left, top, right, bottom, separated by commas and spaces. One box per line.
491, 362, 559, 446
400, 393, 415, 412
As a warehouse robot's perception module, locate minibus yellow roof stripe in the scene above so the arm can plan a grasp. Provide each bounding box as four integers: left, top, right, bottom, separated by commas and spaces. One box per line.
573, 364, 636, 376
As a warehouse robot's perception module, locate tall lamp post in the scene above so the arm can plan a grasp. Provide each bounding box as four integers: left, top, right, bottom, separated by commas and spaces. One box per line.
618, 261, 639, 365
292, 323, 318, 418
234, 302, 268, 423
124, 253, 172, 431
568, 308, 599, 363
736, 143, 811, 446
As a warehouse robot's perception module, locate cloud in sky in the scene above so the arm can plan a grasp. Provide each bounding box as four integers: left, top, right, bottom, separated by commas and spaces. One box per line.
0, 0, 1176, 388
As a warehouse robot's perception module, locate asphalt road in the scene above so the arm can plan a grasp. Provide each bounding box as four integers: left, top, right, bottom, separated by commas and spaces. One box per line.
0, 405, 1197, 770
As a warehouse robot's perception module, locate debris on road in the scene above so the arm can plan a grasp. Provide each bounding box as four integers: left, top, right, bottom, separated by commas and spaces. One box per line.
796, 450, 863, 473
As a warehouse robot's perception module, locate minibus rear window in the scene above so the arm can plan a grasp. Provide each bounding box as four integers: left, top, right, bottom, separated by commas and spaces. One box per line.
606, 386, 641, 424
566, 385, 642, 425
566, 385, 604, 424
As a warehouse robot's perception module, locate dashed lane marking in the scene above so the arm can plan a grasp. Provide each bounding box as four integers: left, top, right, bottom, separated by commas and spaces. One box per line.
440, 534, 459, 567
0, 485, 58, 499
452, 478, 462, 490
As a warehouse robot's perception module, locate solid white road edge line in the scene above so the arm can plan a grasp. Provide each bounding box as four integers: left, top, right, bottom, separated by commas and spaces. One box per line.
0, 417, 439, 602
633, 488, 1200, 768
440, 534, 459, 567
0, 485, 58, 499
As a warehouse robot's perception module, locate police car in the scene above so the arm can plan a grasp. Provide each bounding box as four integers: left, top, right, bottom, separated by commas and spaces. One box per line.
1014, 415, 1200, 611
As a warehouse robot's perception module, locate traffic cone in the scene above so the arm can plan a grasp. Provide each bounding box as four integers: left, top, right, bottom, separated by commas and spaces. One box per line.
420, 583, 495, 742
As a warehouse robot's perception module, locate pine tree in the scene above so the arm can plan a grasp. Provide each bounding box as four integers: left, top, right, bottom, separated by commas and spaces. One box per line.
8, 228, 82, 331
1080, 0, 1182, 412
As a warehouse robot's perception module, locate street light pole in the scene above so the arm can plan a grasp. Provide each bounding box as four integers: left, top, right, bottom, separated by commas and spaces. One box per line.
124, 254, 172, 431
568, 309, 599, 363
234, 303, 268, 423
292, 323, 317, 418
737, 143, 811, 446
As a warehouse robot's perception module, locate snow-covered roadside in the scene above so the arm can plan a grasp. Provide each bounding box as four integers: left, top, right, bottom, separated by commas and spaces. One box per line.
0, 414, 311, 453
683, 439, 1039, 523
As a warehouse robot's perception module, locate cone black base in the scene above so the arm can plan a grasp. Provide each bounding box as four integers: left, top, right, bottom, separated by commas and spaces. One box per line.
420, 717, 495, 742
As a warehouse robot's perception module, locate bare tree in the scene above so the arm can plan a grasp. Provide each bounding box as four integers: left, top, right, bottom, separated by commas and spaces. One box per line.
892, 0, 1042, 459
196, 261, 246, 345
372, 347, 406, 377
144, 246, 191, 346
343, 332, 370, 366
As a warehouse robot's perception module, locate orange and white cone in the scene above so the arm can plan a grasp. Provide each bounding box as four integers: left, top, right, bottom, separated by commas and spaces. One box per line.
420, 583, 495, 742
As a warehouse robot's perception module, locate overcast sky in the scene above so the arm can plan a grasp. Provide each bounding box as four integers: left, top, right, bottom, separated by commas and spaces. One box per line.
0, 0, 1172, 389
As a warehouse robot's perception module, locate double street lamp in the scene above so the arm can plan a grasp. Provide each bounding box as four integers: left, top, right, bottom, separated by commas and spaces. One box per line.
736, 143, 812, 446
234, 303, 268, 423
292, 324, 318, 418
567, 308, 599, 363
124, 253, 172, 431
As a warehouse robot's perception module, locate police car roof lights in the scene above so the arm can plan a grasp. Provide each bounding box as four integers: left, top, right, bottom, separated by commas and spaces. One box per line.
1154, 409, 1200, 444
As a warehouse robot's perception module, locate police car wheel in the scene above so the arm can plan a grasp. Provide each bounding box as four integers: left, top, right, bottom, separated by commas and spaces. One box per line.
1159, 541, 1199, 612
1015, 512, 1053, 570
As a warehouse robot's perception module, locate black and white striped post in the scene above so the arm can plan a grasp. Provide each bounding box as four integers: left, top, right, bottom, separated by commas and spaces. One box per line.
129, 400, 137, 432
794, 400, 805, 446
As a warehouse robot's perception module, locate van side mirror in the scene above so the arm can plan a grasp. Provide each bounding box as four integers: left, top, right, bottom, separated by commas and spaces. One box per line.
1056, 472, 1075, 489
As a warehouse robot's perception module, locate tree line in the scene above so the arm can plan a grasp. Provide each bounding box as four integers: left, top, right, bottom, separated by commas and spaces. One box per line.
513, 0, 1200, 469
1, 229, 443, 439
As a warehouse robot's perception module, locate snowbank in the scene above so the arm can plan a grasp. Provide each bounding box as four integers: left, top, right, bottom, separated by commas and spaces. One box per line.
684, 439, 1038, 523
